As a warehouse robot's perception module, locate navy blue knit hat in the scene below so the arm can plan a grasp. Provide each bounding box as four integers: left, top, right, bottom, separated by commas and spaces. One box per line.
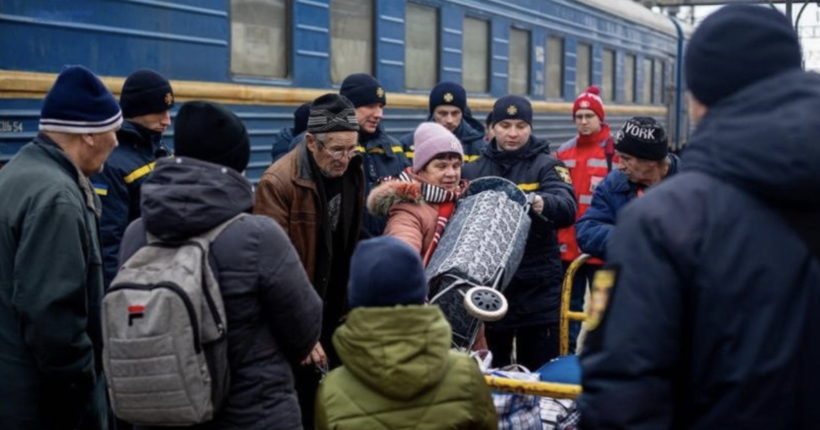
174, 101, 250, 173
429, 81, 467, 114
685, 5, 802, 107
292, 102, 311, 136
492, 95, 532, 126
339, 73, 386, 108
348, 236, 428, 309
39, 65, 122, 134
120, 69, 174, 118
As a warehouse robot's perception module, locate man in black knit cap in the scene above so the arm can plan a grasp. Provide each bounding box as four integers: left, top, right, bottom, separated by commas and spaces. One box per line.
339, 73, 409, 236
90, 68, 174, 289
575, 116, 679, 260
255, 93, 364, 429
578, 5, 820, 429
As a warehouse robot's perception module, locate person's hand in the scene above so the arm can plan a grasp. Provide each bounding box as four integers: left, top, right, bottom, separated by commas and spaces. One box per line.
301, 341, 327, 368
531, 193, 544, 214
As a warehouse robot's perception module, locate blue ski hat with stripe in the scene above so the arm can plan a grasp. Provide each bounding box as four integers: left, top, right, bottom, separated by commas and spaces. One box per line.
39, 65, 122, 134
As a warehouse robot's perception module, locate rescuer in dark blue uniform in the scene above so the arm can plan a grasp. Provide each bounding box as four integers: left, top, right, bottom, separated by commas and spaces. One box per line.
91, 69, 173, 288
463, 95, 576, 370
578, 6, 820, 429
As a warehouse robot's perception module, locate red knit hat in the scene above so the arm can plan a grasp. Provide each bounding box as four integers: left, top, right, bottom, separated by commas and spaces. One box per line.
572, 86, 605, 121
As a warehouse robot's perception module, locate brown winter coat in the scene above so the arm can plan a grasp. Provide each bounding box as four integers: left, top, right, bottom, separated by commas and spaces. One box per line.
367, 180, 439, 255
254, 142, 364, 289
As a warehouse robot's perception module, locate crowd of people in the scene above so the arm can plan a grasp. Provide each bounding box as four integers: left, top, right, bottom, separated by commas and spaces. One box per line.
0, 4, 817, 430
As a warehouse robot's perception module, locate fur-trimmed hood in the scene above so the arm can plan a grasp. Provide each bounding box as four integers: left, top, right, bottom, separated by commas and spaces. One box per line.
367, 180, 425, 217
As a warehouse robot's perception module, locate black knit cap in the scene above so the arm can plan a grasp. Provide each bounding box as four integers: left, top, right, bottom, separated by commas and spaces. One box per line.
614, 117, 667, 161
174, 101, 250, 173
429, 81, 467, 114
492, 95, 532, 126
339, 73, 386, 108
685, 5, 802, 107
120, 69, 174, 118
307, 93, 359, 134
292, 102, 311, 136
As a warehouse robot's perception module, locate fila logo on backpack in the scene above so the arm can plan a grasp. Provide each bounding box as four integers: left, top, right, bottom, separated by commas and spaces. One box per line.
102, 214, 245, 425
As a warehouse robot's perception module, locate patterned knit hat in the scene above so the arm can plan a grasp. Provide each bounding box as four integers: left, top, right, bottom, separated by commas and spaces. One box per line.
573, 86, 605, 121
39, 65, 122, 134
412, 122, 463, 173
307, 93, 359, 134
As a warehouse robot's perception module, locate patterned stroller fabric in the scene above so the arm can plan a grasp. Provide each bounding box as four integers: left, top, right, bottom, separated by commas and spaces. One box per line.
427, 177, 532, 349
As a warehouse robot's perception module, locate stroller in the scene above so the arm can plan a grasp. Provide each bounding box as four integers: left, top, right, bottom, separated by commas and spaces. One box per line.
426, 176, 533, 351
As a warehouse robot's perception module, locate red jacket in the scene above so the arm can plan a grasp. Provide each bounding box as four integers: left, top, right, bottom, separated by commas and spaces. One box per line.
556, 125, 615, 263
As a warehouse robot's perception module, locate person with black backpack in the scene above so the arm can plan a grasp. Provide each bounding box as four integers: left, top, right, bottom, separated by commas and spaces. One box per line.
578, 6, 820, 429
112, 101, 322, 430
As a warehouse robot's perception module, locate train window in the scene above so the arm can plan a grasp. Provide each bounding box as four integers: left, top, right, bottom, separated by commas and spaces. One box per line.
230, 0, 289, 79
655, 59, 664, 104
624, 54, 636, 103
601, 49, 615, 102
546, 36, 563, 99
331, 0, 373, 84
405, 3, 439, 89
642, 58, 653, 104
463, 17, 490, 93
576, 43, 592, 97
509, 28, 530, 95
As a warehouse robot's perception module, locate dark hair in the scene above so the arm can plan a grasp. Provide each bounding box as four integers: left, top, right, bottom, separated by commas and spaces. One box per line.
429, 152, 462, 163
485, 112, 493, 128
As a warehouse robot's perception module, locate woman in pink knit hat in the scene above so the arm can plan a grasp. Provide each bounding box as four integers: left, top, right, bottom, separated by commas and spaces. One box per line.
367, 122, 466, 265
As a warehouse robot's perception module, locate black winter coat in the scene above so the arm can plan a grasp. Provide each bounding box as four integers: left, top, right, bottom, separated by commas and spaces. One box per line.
579, 70, 820, 430
463, 137, 576, 327
120, 157, 322, 430
359, 126, 411, 237
90, 120, 170, 288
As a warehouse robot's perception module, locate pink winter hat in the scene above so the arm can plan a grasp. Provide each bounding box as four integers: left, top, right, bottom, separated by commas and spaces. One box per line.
412, 122, 463, 173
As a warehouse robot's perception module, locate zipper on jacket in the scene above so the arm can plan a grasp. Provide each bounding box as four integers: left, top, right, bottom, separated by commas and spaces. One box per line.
107, 282, 202, 353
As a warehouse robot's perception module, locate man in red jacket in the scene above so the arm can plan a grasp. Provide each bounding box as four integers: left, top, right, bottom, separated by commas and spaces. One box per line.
555, 86, 616, 351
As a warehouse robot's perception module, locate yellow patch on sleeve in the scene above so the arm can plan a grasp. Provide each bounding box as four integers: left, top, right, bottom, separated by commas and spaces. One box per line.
555, 166, 572, 184
586, 269, 617, 331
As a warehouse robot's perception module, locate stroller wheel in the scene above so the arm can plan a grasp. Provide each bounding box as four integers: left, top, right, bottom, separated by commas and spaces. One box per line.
464, 287, 508, 321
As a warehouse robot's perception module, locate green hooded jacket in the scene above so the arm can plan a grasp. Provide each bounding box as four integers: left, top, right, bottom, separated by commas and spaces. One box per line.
315, 305, 498, 430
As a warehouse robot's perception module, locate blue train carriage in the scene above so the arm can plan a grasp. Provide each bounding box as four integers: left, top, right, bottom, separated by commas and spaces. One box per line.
0, 0, 690, 181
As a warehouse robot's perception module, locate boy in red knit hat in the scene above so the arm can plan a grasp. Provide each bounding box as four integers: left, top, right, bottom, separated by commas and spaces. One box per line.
555, 85, 616, 351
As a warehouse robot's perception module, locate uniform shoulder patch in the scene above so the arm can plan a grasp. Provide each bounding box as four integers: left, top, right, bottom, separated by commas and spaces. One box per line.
586, 268, 618, 332
555, 165, 572, 184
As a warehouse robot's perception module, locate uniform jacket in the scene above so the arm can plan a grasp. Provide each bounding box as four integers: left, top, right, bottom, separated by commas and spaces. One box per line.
399, 113, 487, 163
575, 154, 680, 259
463, 137, 577, 327
316, 306, 498, 430
0, 135, 108, 430
254, 142, 364, 299
579, 70, 820, 430
556, 127, 614, 263
270, 126, 305, 164
358, 125, 411, 236
90, 120, 170, 288
121, 157, 322, 430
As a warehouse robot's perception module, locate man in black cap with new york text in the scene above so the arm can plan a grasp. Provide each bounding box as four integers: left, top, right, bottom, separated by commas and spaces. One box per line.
578, 5, 820, 429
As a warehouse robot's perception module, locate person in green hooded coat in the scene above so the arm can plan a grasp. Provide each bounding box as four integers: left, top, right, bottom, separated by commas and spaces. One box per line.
315, 236, 497, 430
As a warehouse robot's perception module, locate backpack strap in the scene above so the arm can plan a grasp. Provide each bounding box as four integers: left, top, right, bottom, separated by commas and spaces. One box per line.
604, 137, 615, 173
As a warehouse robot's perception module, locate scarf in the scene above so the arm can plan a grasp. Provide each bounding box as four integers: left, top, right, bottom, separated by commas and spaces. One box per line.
391, 168, 466, 265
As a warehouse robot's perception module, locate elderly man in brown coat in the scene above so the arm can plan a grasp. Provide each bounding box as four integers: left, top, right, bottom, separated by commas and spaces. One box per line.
254, 93, 364, 429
